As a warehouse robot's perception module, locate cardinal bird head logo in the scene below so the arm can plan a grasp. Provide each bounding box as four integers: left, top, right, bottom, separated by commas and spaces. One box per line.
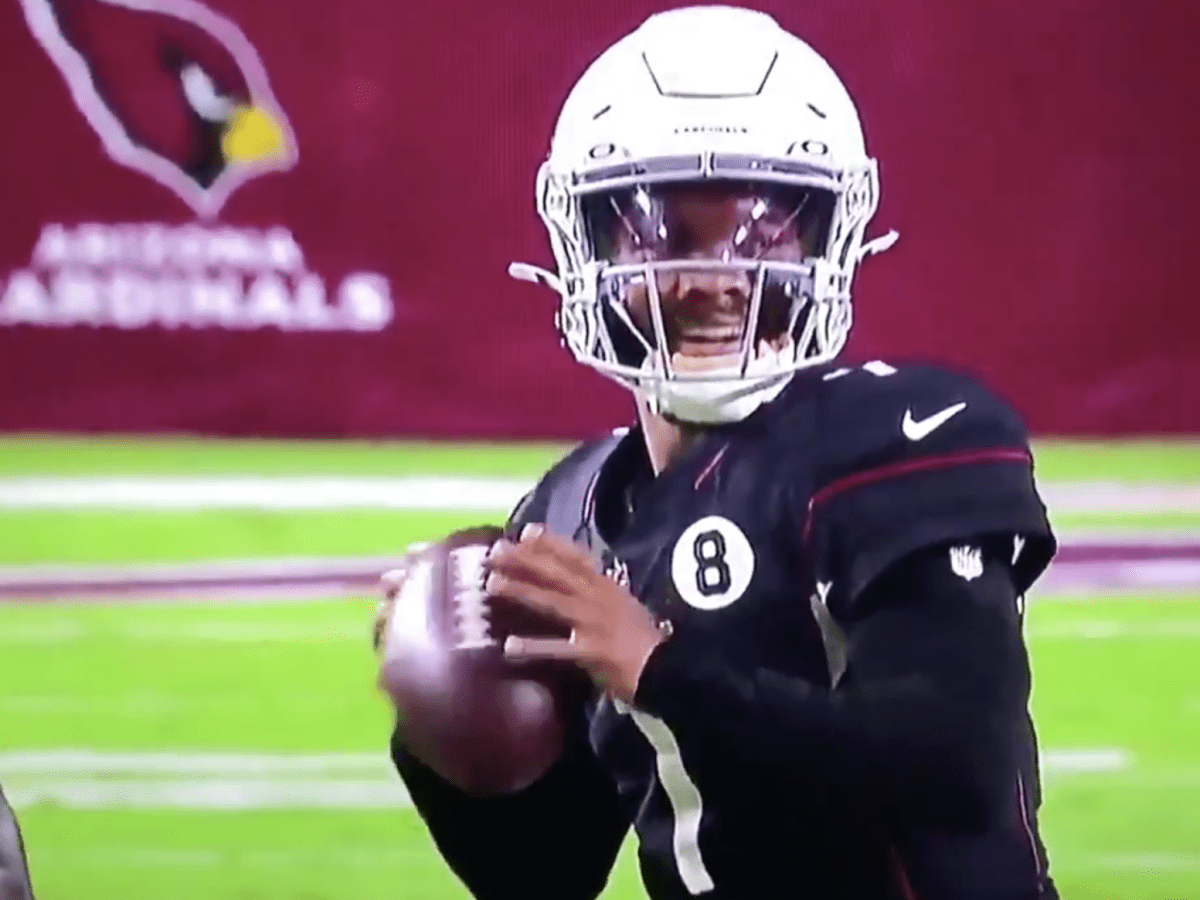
22, 0, 298, 219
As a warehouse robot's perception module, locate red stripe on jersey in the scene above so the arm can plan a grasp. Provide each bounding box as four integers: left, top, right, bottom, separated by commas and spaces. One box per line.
694, 443, 729, 490
801, 448, 1032, 546
889, 844, 919, 900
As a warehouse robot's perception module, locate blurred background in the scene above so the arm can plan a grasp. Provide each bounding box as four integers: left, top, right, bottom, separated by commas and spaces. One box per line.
1, 0, 1198, 898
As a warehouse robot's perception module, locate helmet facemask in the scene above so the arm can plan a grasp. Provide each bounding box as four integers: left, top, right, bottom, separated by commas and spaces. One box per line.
585, 179, 833, 381
512, 156, 890, 425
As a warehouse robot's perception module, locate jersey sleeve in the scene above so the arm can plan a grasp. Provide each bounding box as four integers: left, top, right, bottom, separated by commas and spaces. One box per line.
634, 537, 1035, 833
503, 432, 626, 542
803, 365, 1056, 611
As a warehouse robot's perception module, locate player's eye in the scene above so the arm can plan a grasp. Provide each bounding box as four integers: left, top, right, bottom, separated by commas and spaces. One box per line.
585, 183, 834, 264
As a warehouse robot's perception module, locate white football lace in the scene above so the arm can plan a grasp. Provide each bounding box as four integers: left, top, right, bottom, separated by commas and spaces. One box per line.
449, 545, 494, 649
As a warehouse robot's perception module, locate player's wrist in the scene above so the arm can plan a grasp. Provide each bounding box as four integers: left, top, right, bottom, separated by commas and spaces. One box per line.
631, 618, 698, 716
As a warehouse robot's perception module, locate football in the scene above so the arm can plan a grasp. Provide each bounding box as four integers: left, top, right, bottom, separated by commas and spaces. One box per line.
376, 525, 580, 796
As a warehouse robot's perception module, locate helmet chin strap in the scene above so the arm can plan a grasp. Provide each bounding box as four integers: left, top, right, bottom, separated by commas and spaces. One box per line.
638, 340, 795, 424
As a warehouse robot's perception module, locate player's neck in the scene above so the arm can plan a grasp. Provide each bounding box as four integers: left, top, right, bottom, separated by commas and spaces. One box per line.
636, 399, 706, 475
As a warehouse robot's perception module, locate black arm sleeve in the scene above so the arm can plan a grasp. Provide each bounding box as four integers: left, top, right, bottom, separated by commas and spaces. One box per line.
633, 538, 1030, 832
391, 709, 629, 900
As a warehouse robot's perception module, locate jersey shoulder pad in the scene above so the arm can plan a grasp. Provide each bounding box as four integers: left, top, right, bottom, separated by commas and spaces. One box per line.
802, 363, 1054, 604
812, 362, 1032, 482
504, 429, 628, 539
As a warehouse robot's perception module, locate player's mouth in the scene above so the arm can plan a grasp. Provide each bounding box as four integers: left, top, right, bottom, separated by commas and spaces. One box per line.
669, 331, 792, 374
672, 327, 744, 357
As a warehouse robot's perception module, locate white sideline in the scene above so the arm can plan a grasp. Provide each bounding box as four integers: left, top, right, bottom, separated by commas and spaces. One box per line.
0, 555, 398, 586
0, 750, 390, 775
1041, 481, 1200, 514
0, 748, 1129, 777
0, 475, 1198, 514
0, 475, 531, 511
4, 779, 409, 811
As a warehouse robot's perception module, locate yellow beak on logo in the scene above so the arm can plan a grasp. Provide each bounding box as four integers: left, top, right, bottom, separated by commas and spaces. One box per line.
221, 105, 287, 164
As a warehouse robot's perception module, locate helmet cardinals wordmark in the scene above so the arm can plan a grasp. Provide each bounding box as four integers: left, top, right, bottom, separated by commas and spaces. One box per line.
21, 0, 298, 219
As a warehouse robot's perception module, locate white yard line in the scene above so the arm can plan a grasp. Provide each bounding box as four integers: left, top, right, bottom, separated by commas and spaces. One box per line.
0, 474, 1197, 515
1040, 748, 1131, 773
1060, 852, 1200, 873
4, 779, 410, 811
0, 751, 390, 775
1041, 481, 1200, 514
0, 751, 408, 810
1028, 619, 1200, 639
28, 847, 422, 869
1052, 527, 1200, 545
0, 748, 1131, 812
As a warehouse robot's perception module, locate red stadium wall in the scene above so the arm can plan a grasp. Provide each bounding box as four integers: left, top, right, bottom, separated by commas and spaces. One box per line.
1, 0, 1197, 439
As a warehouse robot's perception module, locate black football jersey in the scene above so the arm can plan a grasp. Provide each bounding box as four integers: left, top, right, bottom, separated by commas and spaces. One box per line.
506, 360, 1058, 900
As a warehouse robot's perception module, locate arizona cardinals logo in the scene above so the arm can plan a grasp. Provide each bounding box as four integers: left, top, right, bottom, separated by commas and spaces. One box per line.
21, 0, 298, 218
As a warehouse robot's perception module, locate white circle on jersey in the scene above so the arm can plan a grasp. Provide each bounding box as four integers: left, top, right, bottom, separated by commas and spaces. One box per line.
670, 515, 755, 611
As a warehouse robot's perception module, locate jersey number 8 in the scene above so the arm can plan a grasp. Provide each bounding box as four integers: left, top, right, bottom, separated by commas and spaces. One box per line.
671, 515, 756, 611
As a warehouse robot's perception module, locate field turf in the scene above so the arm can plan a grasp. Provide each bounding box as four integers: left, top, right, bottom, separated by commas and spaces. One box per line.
0, 436, 1197, 900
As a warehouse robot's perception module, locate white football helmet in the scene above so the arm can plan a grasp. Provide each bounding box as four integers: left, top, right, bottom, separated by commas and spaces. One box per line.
510, 5, 897, 424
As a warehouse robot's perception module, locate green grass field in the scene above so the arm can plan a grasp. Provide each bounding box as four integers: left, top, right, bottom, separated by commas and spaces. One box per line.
1, 436, 1198, 900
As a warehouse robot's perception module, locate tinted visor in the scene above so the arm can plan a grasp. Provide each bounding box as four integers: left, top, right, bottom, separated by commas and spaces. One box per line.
582, 181, 834, 265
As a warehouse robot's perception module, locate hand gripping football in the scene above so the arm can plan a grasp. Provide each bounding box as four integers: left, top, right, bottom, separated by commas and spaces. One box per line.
376, 526, 578, 796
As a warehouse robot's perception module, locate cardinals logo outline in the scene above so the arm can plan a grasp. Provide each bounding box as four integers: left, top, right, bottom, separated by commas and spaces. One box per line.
21, 0, 299, 219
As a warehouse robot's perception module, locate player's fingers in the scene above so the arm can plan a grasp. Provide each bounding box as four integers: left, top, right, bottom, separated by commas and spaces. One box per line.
372, 597, 395, 652
381, 540, 432, 585
379, 567, 408, 599
517, 524, 602, 580
486, 538, 586, 596
503, 634, 581, 662
379, 540, 434, 598
484, 570, 577, 622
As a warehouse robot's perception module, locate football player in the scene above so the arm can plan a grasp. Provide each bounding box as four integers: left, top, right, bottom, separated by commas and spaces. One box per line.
383, 6, 1059, 899
0, 784, 36, 900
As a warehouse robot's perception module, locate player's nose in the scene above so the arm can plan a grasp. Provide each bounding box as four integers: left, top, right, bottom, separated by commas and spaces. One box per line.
661, 265, 753, 307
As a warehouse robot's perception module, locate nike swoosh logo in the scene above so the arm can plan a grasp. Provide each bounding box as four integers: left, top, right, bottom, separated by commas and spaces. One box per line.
902, 401, 967, 440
